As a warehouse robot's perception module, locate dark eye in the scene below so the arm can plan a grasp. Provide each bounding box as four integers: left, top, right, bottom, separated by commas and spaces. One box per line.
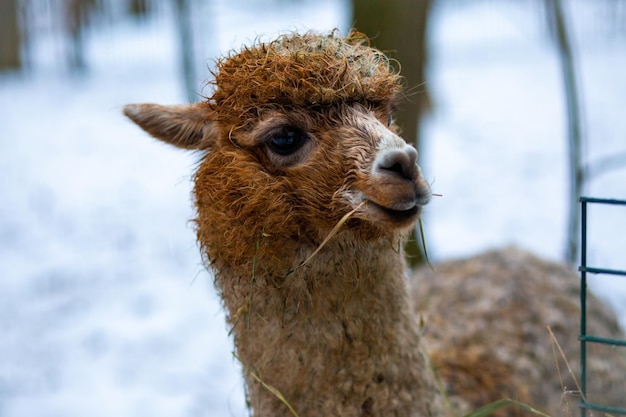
267, 127, 307, 156
387, 114, 393, 127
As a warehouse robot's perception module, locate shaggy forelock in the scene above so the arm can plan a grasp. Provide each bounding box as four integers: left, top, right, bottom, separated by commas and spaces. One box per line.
208, 31, 403, 131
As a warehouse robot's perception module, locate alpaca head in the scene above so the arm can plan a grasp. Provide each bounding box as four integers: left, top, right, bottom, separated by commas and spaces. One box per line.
124, 31, 431, 276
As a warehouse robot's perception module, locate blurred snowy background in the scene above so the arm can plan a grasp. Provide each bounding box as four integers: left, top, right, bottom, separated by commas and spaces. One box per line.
1, 0, 625, 416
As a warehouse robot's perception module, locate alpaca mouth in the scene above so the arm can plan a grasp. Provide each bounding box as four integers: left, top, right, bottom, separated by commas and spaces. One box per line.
365, 200, 421, 223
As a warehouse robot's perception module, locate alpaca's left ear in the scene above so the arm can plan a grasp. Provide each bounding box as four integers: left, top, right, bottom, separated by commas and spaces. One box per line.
123, 102, 218, 151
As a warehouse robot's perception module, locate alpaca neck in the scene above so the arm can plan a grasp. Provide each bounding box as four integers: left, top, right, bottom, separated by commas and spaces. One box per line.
215, 234, 445, 417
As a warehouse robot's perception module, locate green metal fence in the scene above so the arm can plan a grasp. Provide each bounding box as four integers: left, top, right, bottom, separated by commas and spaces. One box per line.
579, 196, 626, 416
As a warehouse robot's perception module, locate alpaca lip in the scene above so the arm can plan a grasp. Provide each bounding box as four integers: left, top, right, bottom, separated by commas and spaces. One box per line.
366, 200, 421, 222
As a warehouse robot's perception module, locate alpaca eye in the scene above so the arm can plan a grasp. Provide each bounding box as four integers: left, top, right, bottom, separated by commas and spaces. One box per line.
267, 127, 307, 156
387, 114, 393, 127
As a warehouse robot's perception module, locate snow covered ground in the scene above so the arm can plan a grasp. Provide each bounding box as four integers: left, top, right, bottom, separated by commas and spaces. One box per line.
0, 1, 624, 416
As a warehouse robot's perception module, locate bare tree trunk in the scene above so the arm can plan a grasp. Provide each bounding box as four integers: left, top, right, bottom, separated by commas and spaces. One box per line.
0, 0, 22, 70
128, 0, 151, 18
64, 0, 97, 73
351, 0, 432, 267
174, 0, 197, 103
545, 0, 584, 265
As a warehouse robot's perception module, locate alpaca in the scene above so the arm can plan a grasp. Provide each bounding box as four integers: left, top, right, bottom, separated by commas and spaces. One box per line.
122, 31, 625, 417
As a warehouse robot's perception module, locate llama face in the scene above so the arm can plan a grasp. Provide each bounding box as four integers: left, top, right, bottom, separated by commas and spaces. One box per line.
124, 32, 431, 270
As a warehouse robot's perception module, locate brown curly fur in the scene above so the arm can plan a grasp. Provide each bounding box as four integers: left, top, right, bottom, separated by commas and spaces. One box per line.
209, 31, 403, 134
123, 31, 626, 417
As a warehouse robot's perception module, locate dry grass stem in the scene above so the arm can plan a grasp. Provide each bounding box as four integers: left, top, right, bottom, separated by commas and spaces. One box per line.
300, 201, 366, 267
547, 325, 585, 402
418, 216, 434, 271
463, 398, 552, 417
234, 353, 300, 417
248, 370, 300, 417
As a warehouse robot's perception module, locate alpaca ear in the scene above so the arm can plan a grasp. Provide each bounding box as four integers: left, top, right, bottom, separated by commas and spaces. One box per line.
123, 102, 218, 150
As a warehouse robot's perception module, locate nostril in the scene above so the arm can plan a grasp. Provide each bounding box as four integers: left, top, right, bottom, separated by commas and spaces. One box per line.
376, 146, 419, 181
386, 162, 406, 176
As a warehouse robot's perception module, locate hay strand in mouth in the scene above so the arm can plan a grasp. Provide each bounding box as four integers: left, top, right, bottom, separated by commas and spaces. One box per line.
300, 201, 366, 267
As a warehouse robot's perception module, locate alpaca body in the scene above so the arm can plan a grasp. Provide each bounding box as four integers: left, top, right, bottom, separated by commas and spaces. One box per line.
415, 248, 626, 417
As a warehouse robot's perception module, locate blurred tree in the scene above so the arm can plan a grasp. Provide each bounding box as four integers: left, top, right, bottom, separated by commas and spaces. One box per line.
64, 0, 98, 72
351, 0, 432, 268
544, 0, 583, 265
0, 0, 21, 70
128, 0, 152, 18
174, 0, 198, 103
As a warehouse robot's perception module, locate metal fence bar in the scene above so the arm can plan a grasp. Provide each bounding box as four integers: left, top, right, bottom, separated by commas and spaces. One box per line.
580, 402, 626, 415
578, 196, 626, 417
579, 266, 626, 276
579, 334, 626, 347
579, 196, 626, 205
579, 197, 588, 417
